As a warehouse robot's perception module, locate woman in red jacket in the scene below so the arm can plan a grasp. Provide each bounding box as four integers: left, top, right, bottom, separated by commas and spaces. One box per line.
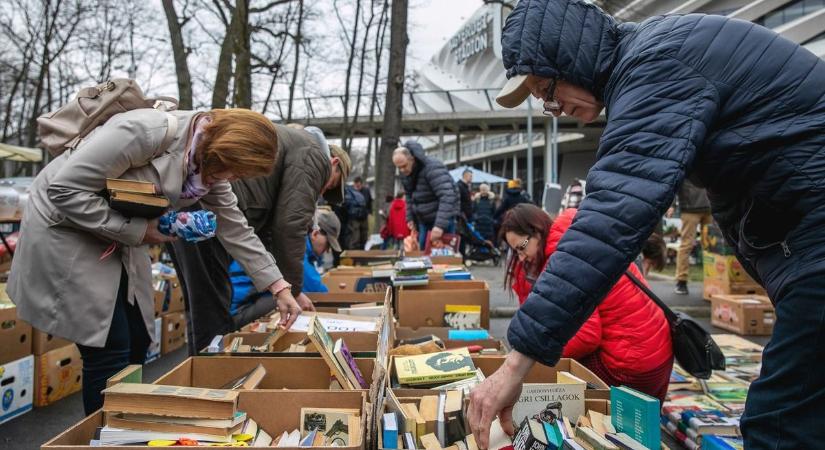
501, 204, 673, 402
381, 192, 410, 249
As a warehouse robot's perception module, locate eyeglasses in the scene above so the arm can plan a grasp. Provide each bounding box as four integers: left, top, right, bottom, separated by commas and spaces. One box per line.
542, 78, 561, 116
514, 237, 530, 255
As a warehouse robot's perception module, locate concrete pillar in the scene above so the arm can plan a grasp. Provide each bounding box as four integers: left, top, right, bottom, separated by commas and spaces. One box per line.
439, 125, 445, 161
526, 98, 534, 199
512, 154, 518, 179
455, 131, 462, 166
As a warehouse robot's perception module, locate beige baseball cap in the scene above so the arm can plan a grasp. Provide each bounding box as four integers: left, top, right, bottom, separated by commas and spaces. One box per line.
315, 209, 342, 253
495, 74, 530, 108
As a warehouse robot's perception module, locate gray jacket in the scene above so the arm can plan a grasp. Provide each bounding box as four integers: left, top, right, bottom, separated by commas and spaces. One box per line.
400, 141, 458, 229
7, 109, 281, 347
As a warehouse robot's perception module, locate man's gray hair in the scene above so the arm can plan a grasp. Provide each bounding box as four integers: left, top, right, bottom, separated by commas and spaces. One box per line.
393, 146, 412, 158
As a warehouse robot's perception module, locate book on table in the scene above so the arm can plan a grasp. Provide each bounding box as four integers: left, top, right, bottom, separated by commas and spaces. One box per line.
395, 348, 477, 386
306, 316, 357, 389
101, 383, 238, 420
610, 386, 660, 450
333, 338, 369, 389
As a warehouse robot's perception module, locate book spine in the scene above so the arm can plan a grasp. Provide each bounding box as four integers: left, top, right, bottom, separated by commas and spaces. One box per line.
399, 372, 474, 385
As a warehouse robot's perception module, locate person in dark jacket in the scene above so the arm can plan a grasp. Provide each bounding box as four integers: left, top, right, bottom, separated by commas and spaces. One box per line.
169, 130, 351, 354
493, 178, 531, 236
457, 169, 474, 220
668, 179, 712, 295
467, 1, 825, 449
472, 183, 497, 243
347, 176, 372, 250
393, 141, 459, 250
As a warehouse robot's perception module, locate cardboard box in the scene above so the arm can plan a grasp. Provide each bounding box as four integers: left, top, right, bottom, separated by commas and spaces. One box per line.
146, 317, 162, 363
43, 390, 368, 450
396, 281, 490, 329
711, 294, 775, 335
323, 273, 392, 293
35, 344, 82, 407
32, 328, 72, 356
703, 252, 766, 300
0, 355, 34, 424
152, 287, 164, 318
216, 331, 381, 356
388, 355, 609, 399
161, 311, 186, 355
308, 291, 387, 314
155, 356, 377, 389
340, 250, 400, 266
166, 277, 185, 313
394, 326, 507, 353
0, 304, 31, 364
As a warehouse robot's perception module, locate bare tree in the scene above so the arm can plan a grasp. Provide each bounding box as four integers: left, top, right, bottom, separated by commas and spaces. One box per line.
375, 0, 408, 214
344, 0, 378, 152
334, 0, 362, 153
162, 0, 194, 109
362, 0, 389, 185
285, 0, 304, 121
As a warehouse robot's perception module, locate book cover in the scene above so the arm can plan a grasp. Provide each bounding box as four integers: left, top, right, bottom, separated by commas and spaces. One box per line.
513, 418, 549, 450
105, 413, 243, 438
106, 364, 143, 388
436, 391, 447, 446
98, 426, 235, 445
220, 364, 266, 390
118, 411, 246, 429
513, 382, 586, 424
542, 421, 564, 450
106, 178, 158, 194
253, 428, 273, 446
702, 435, 744, 450
333, 338, 369, 388
419, 395, 439, 435
109, 191, 169, 218
383, 412, 399, 449
404, 432, 417, 450
306, 316, 356, 389
682, 410, 739, 436
400, 403, 426, 444
444, 390, 466, 444
301, 407, 359, 447
101, 383, 238, 420
604, 433, 647, 450
574, 427, 618, 450
395, 348, 477, 386
443, 305, 482, 329
610, 386, 660, 450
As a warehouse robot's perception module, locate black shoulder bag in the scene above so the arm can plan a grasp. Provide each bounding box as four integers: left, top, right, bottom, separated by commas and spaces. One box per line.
624, 270, 725, 379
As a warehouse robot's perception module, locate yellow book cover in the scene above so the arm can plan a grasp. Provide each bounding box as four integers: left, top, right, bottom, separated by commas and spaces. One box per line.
395, 348, 476, 386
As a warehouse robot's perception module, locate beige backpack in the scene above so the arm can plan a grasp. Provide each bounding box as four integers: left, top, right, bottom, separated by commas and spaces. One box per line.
37, 79, 179, 156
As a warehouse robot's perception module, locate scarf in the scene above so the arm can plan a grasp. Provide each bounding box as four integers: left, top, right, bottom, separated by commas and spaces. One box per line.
180, 114, 213, 200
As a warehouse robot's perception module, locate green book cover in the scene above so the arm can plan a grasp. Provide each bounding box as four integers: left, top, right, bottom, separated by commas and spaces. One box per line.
610, 386, 660, 450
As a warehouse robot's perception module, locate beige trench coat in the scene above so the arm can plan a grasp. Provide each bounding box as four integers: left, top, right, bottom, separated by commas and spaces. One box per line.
7, 109, 282, 347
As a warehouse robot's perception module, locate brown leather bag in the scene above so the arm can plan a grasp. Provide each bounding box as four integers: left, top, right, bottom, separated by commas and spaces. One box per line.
37, 78, 178, 156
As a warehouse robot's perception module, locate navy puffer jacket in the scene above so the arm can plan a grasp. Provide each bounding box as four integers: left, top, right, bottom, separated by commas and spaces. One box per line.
505, 0, 825, 367
400, 141, 459, 229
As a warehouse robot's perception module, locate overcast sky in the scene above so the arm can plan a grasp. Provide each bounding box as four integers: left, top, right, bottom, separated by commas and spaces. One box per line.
407, 0, 485, 64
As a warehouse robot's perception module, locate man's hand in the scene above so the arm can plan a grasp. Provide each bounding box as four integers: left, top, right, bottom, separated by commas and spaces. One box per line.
296, 293, 316, 312
141, 218, 177, 245
468, 351, 535, 449
407, 220, 415, 231
430, 226, 444, 242
270, 285, 301, 329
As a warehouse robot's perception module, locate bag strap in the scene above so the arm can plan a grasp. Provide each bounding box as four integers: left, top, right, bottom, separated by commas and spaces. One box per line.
624, 269, 679, 324
159, 112, 179, 154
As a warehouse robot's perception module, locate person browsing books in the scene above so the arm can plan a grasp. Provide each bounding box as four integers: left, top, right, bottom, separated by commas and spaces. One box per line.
8, 108, 300, 415
227, 208, 343, 326
469, 0, 825, 448
168, 129, 351, 355
500, 205, 673, 402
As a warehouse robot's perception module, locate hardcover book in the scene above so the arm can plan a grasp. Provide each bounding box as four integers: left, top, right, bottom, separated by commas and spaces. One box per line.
395, 348, 476, 386
610, 386, 660, 450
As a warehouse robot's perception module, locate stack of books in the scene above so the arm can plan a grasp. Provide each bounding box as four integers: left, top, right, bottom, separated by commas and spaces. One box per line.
98, 383, 273, 446
306, 316, 369, 389
392, 257, 433, 287
105, 178, 169, 218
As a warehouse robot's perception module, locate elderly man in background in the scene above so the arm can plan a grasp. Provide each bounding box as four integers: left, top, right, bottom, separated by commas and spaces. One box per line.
392, 141, 459, 250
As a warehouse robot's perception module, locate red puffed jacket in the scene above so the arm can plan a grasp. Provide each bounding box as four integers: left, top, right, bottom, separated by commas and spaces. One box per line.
511, 209, 672, 373
383, 197, 411, 240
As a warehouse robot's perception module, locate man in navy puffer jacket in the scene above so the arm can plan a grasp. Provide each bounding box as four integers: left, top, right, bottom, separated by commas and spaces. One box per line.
467, 1, 825, 449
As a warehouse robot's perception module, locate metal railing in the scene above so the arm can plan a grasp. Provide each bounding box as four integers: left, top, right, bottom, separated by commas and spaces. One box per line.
269, 88, 505, 121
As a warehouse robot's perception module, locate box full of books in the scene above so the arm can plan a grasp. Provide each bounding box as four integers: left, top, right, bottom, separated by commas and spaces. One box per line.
155, 356, 377, 391
339, 250, 400, 266
393, 327, 507, 355
396, 281, 490, 329
43, 385, 367, 449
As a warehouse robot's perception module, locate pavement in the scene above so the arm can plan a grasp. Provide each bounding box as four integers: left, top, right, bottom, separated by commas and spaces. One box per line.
0, 263, 769, 449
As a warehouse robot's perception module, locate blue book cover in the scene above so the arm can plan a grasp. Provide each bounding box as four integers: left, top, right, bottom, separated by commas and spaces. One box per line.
702, 435, 743, 450
610, 386, 660, 450
448, 329, 491, 340
383, 412, 399, 449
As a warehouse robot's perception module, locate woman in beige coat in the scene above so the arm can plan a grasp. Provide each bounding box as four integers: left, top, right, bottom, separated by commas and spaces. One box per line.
8, 107, 302, 414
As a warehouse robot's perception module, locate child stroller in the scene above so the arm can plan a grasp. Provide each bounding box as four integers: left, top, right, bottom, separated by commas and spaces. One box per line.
457, 217, 502, 266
